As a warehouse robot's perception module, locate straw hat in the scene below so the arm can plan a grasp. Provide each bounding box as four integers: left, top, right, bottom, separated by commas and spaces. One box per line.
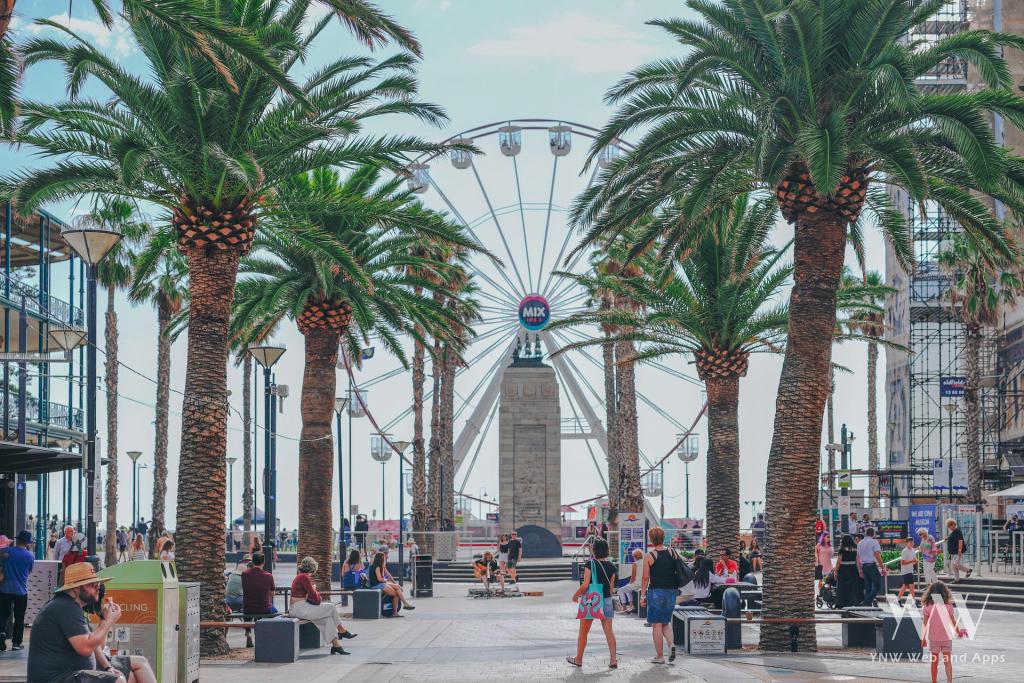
56, 562, 111, 592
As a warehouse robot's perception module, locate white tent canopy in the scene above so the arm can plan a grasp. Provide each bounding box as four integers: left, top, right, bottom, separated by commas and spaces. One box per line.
987, 484, 1024, 498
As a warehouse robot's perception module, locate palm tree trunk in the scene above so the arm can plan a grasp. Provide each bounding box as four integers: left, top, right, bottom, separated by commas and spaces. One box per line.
760, 213, 846, 652
298, 326, 341, 591
148, 297, 172, 558
615, 339, 643, 513
0, 2, 15, 39
602, 323, 619, 526
705, 374, 741, 555
964, 325, 982, 503
441, 344, 456, 529
104, 284, 119, 565
242, 353, 253, 532
426, 339, 442, 532
176, 247, 241, 656
411, 332, 428, 543
826, 368, 835, 490
867, 341, 879, 506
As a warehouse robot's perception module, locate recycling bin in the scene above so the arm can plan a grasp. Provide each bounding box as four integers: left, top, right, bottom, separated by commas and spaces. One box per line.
178, 582, 201, 683
93, 560, 180, 683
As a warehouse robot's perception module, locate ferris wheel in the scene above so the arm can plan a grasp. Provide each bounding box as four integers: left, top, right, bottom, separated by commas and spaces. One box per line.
358, 119, 706, 511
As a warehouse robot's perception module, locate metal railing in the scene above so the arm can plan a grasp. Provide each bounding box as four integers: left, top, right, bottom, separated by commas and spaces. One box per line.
0, 272, 85, 327
3, 392, 84, 431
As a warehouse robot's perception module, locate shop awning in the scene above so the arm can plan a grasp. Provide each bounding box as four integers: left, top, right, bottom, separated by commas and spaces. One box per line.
0, 442, 81, 475
987, 483, 1024, 499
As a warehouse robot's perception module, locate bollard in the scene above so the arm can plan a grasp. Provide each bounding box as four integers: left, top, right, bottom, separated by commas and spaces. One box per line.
742, 573, 758, 585
789, 625, 800, 652
722, 587, 742, 649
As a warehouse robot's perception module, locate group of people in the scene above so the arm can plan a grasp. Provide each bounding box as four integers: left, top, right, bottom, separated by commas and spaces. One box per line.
571, 527, 746, 668
472, 532, 524, 595
818, 518, 972, 612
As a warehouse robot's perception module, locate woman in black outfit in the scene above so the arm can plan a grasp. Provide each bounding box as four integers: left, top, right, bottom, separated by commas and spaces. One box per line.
834, 534, 863, 609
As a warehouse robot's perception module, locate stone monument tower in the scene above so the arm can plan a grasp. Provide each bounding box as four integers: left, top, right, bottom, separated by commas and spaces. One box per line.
499, 335, 562, 556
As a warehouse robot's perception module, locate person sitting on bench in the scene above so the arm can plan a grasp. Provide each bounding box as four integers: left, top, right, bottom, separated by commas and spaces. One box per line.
289, 557, 356, 655
615, 549, 644, 613
370, 551, 415, 610
241, 552, 277, 616
474, 552, 505, 595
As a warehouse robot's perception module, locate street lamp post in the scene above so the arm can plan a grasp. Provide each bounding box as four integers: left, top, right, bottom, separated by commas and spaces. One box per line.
840, 424, 856, 533
334, 396, 350, 560
61, 221, 123, 558
248, 344, 286, 571
676, 433, 699, 519
226, 456, 237, 530
391, 441, 411, 583
134, 464, 147, 528
944, 403, 957, 503
126, 451, 142, 527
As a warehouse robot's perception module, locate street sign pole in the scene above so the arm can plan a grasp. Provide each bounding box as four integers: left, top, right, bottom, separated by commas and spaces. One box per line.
840, 424, 849, 534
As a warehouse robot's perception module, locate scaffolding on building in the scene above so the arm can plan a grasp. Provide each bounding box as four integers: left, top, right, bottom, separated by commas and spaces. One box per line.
887, 0, 1007, 502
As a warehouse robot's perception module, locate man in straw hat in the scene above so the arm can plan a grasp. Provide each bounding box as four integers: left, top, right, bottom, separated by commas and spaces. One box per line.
27, 562, 156, 683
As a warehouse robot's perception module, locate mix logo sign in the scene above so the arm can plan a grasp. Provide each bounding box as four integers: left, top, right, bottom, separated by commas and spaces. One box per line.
518, 295, 551, 331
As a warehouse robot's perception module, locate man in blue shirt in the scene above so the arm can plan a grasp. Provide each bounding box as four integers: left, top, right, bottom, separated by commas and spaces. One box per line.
0, 531, 35, 651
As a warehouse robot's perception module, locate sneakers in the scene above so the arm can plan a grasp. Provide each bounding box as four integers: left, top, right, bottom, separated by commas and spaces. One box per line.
669, 646, 676, 662
651, 656, 666, 664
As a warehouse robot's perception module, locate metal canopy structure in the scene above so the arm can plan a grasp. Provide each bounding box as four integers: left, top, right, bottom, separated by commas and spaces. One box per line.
0, 442, 81, 475
358, 119, 706, 518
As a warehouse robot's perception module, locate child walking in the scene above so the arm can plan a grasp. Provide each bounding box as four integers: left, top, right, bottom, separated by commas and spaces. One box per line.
921, 581, 960, 683
896, 537, 918, 605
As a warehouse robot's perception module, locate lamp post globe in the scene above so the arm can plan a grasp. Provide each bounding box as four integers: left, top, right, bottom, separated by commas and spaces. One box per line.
248, 344, 285, 570
61, 220, 124, 559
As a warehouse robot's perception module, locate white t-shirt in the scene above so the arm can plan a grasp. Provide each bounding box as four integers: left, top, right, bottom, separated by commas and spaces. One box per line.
900, 546, 917, 574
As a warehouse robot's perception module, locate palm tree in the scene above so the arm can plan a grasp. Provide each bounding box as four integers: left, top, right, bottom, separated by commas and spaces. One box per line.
77, 198, 146, 565
129, 235, 188, 557
231, 166, 473, 590
0, 0, 421, 137
939, 232, 1022, 503
844, 270, 886, 505
5, 2, 446, 653
573, 0, 1024, 650
554, 196, 790, 553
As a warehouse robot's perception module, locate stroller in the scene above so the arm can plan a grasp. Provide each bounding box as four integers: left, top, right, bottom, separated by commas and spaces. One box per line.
816, 571, 837, 609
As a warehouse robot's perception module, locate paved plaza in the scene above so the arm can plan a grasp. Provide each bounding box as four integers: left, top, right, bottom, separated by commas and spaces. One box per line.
193, 568, 1020, 683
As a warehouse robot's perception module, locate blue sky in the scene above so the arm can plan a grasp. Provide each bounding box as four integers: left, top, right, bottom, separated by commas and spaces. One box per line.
9, 1, 886, 531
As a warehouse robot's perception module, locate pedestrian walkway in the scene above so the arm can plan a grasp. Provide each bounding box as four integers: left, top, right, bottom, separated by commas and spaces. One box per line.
198, 578, 1022, 682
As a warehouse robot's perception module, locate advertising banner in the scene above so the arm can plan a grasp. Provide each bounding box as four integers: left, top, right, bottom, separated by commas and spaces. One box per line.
618, 511, 646, 572
909, 504, 936, 538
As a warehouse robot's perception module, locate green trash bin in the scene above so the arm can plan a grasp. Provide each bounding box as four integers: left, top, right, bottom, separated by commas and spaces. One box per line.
92, 560, 180, 683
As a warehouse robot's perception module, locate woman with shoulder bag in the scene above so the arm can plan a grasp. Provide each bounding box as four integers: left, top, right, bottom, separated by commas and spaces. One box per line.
640, 527, 678, 664
289, 557, 357, 654
567, 539, 618, 669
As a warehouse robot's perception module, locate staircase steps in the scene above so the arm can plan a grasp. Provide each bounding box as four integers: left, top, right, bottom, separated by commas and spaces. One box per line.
892, 576, 1024, 613
433, 561, 574, 583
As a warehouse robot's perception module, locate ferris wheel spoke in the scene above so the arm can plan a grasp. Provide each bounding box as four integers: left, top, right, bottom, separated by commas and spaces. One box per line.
470, 161, 529, 295
453, 339, 515, 473
560, 377, 609, 491
457, 398, 499, 495
453, 336, 517, 422
534, 153, 559, 298
428, 176, 523, 305
538, 164, 601, 298
511, 155, 533, 293
539, 330, 607, 454
550, 288, 589, 311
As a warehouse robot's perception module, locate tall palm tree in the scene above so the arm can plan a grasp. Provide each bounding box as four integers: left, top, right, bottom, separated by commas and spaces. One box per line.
573, 0, 1024, 650
554, 196, 790, 553
129, 235, 188, 557
844, 269, 886, 505
231, 166, 474, 590
939, 232, 1022, 503
77, 198, 146, 565
4, 2, 446, 653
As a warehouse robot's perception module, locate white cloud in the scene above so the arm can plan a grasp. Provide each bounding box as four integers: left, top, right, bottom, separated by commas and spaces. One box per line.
16, 14, 135, 57
467, 12, 660, 75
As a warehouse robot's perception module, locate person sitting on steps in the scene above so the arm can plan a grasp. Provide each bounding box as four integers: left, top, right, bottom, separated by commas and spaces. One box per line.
474, 551, 506, 596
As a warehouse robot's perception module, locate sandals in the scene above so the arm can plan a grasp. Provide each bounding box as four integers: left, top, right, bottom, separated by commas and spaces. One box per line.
566, 656, 582, 667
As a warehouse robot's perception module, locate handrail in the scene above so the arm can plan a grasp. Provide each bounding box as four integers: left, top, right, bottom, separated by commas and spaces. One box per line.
0, 272, 85, 327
